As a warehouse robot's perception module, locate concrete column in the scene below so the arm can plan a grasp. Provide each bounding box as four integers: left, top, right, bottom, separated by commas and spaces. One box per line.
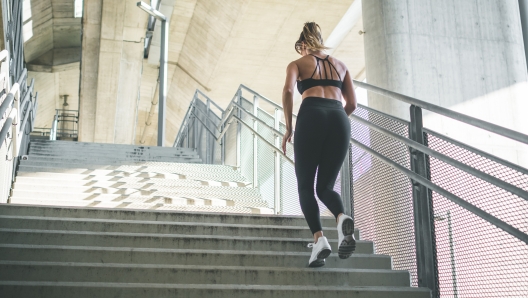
363, 0, 528, 165
519, 0, 528, 70
79, 0, 147, 144
78, 0, 103, 142
361, 0, 528, 295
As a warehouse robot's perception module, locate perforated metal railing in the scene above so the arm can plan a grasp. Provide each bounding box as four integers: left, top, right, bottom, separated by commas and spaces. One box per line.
424, 129, 528, 297
174, 81, 528, 297
350, 80, 528, 298
350, 104, 418, 286
174, 85, 350, 216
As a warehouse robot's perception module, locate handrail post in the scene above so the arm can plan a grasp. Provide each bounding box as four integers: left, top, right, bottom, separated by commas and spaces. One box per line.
274, 108, 281, 214
409, 105, 438, 296
236, 89, 241, 170
340, 145, 352, 216
206, 99, 210, 163
252, 94, 259, 188
221, 110, 226, 165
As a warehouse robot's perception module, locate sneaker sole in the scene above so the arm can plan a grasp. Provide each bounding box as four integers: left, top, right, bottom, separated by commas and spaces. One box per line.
338, 218, 356, 259
308, 248, 331, 268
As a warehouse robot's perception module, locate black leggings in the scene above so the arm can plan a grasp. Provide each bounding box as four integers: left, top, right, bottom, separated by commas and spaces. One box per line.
294, 97, 351, 234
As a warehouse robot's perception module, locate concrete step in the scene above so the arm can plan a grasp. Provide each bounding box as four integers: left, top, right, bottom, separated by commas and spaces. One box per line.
30, 140, 195, 149
27, 151, 201, 161
0, 215, 358, 239
0, 228, 375, 253
29, 144, 196, 152
27, 153, 200, 163
19, 161, 240, 174
29, 140, 196, 151
14, 176, 220, 187
29, 142, 196, 152
17, 166, 248, 183
7, 200, 272, 214
13, 182, 256, 194
22, 153, 201, 168
25, 154, 201, 163
14, 182, 261, 196
0, 261, 411, 287
16, 170, 249, 186
0, 204, 334, 226
0, 244, 381, 269
28, 148, 198, 156
9, 197, 268, 213
11, 189, 264, 205
0, 282, 431, 298
21, 159, 203, 169
8, 195, 248, 208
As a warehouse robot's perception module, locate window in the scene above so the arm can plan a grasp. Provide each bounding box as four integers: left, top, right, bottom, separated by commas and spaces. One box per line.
74, 0, 83, 18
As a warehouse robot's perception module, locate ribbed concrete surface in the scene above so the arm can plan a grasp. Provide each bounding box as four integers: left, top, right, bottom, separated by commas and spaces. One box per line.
0, 140, 430, 297
13, 140, 270, 213
0, 205, 430, 297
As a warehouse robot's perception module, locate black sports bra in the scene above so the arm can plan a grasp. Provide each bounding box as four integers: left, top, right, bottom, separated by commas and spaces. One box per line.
297, 54, 343, 95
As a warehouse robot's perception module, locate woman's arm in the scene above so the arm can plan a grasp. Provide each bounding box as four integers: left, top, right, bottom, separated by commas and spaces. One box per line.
282, 61, 299, 154
341, 69, 357, 116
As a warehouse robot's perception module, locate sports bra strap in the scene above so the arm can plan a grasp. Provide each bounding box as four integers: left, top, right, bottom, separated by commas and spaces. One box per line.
308, 54, 342, 82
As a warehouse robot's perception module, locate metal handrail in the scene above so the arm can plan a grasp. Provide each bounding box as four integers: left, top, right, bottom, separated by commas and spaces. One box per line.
423, 127, 528, 176
350, 138, 528, 245
231, 102, 285, 138
173, 96, 197, 146
232, 115, 294, 164
353, 80, 528, 145
240, 84, 298, 118
183, 104, 294, 165
197, 89, 224, 113
50, 115, 58, 141
174, 85, 293, 148
351, 114, 528, 201
0, 83, 19, 121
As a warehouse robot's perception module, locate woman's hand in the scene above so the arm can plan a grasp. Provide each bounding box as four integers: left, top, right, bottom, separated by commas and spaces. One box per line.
282, 130, 293, 154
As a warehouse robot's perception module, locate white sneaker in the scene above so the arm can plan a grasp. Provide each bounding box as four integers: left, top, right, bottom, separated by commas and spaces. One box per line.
337, 215, 356, 259
307, 236, 332, 267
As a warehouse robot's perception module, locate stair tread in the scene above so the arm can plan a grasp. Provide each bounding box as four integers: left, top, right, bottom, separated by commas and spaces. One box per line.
0, 228, 368, 243
0, 244, 380, 257
0, 260, 404, 274
0, 281, 431, 292
0, 215, 350, 230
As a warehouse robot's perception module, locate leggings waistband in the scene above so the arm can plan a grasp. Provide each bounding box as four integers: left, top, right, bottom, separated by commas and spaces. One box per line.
300, 97, 343, 109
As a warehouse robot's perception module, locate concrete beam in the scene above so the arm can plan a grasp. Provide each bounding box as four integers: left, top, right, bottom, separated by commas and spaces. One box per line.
78, 0, 103, 142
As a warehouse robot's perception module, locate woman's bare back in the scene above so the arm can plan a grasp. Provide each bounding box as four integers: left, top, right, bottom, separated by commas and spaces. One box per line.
294, 54, 348, 100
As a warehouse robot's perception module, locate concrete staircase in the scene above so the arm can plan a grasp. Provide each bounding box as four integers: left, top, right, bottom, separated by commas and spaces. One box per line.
0, 204, 431, 297
0, 139, 431, 297
10, 140, 273, 214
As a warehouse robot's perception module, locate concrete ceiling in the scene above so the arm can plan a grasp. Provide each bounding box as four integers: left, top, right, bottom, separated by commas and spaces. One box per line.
22, 0, 366, 144
137, 0, 366, 145
23, 0, 82, 129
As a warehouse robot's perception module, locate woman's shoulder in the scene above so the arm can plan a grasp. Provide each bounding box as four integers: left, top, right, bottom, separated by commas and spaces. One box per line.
329, 55, 347, 70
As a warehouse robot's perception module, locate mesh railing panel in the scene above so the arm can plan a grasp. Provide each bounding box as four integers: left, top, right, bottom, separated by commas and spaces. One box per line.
239, 98, 254, 186
350, 105, 418, 286
432, 192, 528, 297
256, 108, 276, 209
425, 130, 528, 297
278, 122, 299, 215
176, 90, 347, 216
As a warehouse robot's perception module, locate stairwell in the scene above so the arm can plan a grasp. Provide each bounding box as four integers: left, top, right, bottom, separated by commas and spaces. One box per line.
0, 139, 431, 297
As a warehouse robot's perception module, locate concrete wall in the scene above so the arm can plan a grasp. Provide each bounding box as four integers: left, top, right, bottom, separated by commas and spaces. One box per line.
29, 68, 80, 128
362, 0, 528, 167
79, 0, 147, 144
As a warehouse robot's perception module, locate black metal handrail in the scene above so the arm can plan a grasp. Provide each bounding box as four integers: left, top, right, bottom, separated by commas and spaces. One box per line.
353, 80, 528, 145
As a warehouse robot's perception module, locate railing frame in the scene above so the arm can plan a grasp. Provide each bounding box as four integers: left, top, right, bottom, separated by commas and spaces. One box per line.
173, 81, 527, 298
350, 80, 528, 297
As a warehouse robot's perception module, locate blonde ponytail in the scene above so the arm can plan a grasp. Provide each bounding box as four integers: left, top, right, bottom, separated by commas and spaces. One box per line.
295, 22, 330, 54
